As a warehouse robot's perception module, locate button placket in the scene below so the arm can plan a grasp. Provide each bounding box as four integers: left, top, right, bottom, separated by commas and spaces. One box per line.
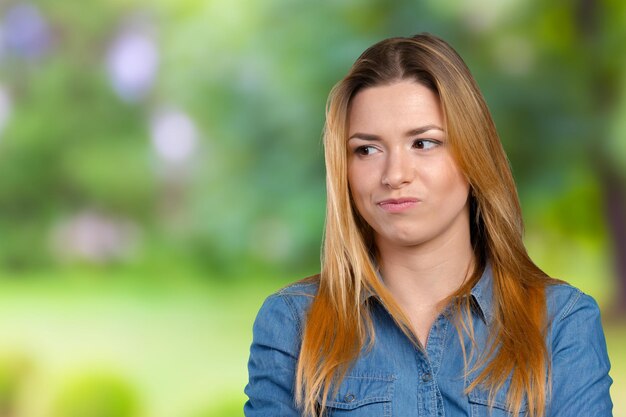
343, 393, 356, 403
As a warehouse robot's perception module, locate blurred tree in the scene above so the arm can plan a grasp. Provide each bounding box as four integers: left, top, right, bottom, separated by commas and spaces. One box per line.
0, 0, 621, 297
0, 1, 156, 269
572, 0, 626, 315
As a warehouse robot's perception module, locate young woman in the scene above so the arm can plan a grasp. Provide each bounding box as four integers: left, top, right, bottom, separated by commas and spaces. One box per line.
244, 34, 612, 417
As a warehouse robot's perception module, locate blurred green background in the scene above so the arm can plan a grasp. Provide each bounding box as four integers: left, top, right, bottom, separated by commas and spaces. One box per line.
0, 0, 624, 416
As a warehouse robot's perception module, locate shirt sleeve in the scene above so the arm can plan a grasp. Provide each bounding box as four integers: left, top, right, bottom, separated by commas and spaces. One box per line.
244, 293, 303, 416
549, 290, 613, 417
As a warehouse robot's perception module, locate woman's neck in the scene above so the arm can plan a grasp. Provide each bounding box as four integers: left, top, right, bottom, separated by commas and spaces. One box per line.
376, 230, 475, 311
375, 229, 475, 346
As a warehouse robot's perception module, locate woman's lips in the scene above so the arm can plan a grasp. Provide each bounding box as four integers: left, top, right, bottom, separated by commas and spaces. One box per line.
377, 198, 420, 213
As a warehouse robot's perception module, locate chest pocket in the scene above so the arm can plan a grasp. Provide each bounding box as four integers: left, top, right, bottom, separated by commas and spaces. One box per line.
468, 388, 528, 417
318, 374, 394, 417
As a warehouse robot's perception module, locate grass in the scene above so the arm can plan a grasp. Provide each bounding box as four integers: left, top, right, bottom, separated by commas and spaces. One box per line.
0, 267, 623, 416
0, 268, 291, 417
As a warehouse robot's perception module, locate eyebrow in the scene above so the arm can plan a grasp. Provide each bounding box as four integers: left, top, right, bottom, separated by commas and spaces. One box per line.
348, 124, 444, 141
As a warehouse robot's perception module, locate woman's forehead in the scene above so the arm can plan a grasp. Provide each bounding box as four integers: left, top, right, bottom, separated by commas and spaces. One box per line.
347, 81, 443, 136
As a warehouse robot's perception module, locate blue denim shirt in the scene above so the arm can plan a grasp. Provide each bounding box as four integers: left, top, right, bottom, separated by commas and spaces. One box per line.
244, 266, 613, 416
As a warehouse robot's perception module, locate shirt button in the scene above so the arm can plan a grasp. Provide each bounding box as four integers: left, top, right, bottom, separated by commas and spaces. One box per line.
422, 372, 432, 382
344, 393, 356, 403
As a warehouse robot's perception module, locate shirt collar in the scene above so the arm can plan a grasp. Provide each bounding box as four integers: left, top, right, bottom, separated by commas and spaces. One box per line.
469, 262, 494, 325
360, 270, 380, 305
362, 262, 495, 325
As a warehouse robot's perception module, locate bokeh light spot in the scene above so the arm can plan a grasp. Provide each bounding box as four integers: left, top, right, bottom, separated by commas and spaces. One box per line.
107, 31, 159, 102
150, 108, 198, 164
2, 2, 51, 59
0, 86, 12, 137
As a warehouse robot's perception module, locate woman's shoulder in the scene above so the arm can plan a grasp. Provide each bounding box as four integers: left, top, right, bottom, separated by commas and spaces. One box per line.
542, 282, 612, 413
245, 276, 322, 414
276, 274, 320, 298
270, 274, 320, 312
253, 275, 320, 339
544, 281, 601, 324
544, 281, 608, 356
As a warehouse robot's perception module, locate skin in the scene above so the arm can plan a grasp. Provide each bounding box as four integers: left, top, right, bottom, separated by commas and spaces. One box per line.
347, 80, 475, 345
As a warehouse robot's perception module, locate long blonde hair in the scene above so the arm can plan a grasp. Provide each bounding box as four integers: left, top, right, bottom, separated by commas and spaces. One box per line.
296, 33, 554, 417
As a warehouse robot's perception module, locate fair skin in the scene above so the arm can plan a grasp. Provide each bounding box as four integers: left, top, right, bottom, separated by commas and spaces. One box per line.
347, 80, 474, 346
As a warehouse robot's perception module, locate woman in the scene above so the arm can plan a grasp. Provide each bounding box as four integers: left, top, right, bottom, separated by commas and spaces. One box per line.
244, 34, 612, 417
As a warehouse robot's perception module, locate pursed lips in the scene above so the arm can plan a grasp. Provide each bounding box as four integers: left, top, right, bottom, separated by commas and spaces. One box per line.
377, 197, 420, 212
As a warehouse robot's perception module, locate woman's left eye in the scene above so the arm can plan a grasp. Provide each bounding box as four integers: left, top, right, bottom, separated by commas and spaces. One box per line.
354, 145, 379, 156
413, 139, 439, 150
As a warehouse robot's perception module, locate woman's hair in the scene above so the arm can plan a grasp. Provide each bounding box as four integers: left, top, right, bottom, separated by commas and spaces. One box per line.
296, 33, 553, 417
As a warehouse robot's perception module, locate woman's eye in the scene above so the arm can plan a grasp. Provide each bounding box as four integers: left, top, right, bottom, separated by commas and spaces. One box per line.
413, 139, 439, 150
355, 145, 379, 156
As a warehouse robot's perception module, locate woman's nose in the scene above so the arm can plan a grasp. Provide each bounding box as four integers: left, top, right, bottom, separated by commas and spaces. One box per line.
381, 150, 413, 188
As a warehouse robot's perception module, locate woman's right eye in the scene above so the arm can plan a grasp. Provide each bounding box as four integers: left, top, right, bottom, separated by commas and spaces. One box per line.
354, 145, 379, 156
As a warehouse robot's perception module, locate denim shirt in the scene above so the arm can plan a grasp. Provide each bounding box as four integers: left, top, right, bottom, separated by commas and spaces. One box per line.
244, 266, 613, 416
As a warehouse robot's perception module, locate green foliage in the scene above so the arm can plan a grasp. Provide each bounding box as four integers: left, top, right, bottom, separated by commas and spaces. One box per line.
0, 0, 156, 269
0, 0, 623, 275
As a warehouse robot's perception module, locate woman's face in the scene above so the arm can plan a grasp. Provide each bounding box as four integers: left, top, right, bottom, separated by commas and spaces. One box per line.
347, 80, 470, 250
